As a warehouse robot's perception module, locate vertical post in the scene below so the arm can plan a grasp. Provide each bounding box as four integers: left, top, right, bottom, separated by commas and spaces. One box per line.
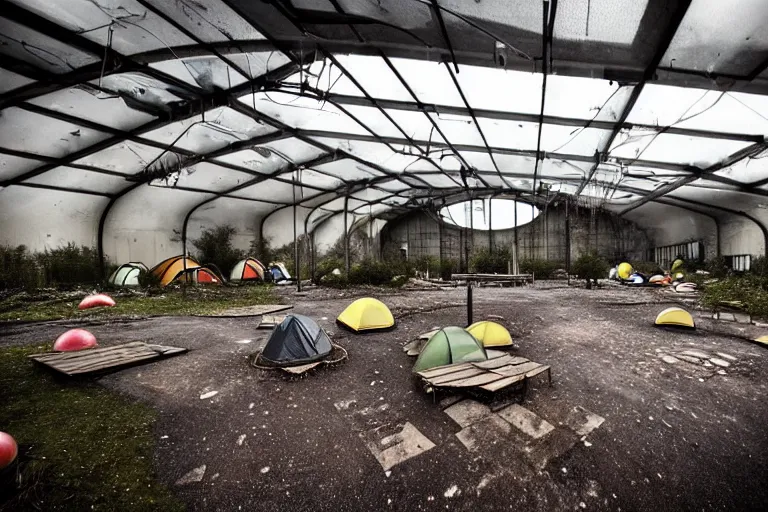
181, 223, 188, 296
565, 199, 571, 273
293, 172, 301, 292
437, 211, 444, 272
466, 281, 473, 326
344, 194, 350, 277
514, 199, 519, 272
488, 197, 493, 252
715, 218, 721, 257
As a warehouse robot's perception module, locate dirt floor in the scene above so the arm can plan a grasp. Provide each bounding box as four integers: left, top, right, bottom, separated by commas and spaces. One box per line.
3, 283, 767, 511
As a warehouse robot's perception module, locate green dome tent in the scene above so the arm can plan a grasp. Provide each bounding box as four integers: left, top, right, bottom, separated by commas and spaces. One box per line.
261, 314, 333, 366
108, 262, 148, 287
413, 326, 488, 373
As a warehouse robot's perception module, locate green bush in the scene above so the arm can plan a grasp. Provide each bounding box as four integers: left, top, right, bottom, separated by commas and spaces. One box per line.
314, 257, 344, 284
441, 258, 457, 281
701, 275, 768, 318
346, 258, 413, 287
750, 256, 768, 277
413, 255, 441, 277
632, 260, 665, 276
572, 251, 609, 289
0, 245, 43, 291
519, 258, 561, 279
38, 243, 102, 287
471, 247, 511, 274
191, 226, 245, 276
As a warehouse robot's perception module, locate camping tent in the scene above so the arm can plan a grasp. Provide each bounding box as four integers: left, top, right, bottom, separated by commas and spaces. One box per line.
108, 262, 148, 287
150, 256, 201, 286
413, 326, 488, 373
261, 314, 333, 366
171, 267, 223, 285
655, 307, 695, 328
230, 257, 268, 282
336, 298, 395, 332
466, 321, 513, 347
270, 262, 291, 282
617, 262, 634, 280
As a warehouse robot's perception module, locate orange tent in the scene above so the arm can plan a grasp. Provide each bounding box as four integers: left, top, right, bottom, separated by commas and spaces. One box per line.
150, 256, 201, 286
171, 266, 223, 285
230, 257, 268, 281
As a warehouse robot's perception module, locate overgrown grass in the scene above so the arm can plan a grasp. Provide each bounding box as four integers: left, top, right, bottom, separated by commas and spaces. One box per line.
0, 345, 183, 511
0, 285, 278, 322
700, 275, 768, 318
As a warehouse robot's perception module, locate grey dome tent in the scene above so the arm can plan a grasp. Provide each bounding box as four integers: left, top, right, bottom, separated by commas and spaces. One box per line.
261, 314, 333, 366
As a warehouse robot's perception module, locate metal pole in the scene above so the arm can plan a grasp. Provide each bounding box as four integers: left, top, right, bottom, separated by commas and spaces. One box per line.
565, 199, 571, 273
514, 199, 519, 271
467, 281, 473, 326
344, 194, 350, 277
437, 210, 444, 272
293, 173, 301, 292
488, 197, 493, 252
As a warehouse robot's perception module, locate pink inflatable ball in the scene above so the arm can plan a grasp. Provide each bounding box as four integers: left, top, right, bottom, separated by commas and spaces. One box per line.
53, 329, 98, 352
78, 294, 116, 310
0, 432, 18, 470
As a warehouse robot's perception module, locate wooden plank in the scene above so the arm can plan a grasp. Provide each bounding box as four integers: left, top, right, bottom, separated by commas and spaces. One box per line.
440, 372, 505, 388
29, 342, 187, 376
428, 367, 487, 385
491, 362, 543, 377
196, 304, 293, 318
526, 365, 550, 378
472, 355, 531, 369
28, 342, 146, 362
480, 374, 526, 392
416, 362, 475, 379
281, 362, 321, 374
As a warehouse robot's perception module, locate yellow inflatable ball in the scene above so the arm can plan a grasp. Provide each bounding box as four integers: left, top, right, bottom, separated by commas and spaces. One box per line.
617, 262, 634, 280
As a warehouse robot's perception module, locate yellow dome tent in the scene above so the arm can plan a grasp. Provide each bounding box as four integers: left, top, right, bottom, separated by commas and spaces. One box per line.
150, 256, 201, 286
617, 262, 634, 280
654, 307, 695, 328
466, 321, 513, 347
754, 335, 768, 347
336, 298, 395, 332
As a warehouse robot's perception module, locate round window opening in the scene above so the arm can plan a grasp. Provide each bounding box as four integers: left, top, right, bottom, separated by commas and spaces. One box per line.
439, 199, 540, 230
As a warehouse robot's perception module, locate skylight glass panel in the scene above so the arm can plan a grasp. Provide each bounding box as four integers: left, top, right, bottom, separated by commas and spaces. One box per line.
25, 167, 127, 194
609, 131, 752, 168
9, 0, 194, 56
312, 160, 384, 182
0, 153, 44, 181
144, 0, 265, 42
0, 107, 110, 158
98, 73, 186, 111
661, 0, 768, 76
149, 162, 254, 192
627, 85, 768, 135
74, 142, 164, 175
0, 68, 34, 94
28, 86, 155, 132
0, 17, 98, 73
714, 151, 768, 184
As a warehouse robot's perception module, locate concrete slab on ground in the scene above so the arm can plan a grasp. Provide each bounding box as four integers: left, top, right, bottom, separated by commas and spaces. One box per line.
497, 404, 555, 440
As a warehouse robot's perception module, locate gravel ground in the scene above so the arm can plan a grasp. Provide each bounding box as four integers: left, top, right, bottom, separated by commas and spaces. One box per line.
3, 284, 767, 511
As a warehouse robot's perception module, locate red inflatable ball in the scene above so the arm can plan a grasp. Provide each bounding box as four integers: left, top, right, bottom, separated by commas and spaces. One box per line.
53, 329, 98, 352
78, 294, 116, 310
0, 432, 18, 470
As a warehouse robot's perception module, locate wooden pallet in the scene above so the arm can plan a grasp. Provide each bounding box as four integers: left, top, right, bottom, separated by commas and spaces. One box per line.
28, 341, 187, 376
257, 315, 287, 329
195, 304, 293, 318
416, 354, 550, 394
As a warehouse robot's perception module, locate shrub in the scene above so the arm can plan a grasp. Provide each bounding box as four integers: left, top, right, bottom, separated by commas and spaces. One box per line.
440, 258, 457, 281
701, 275, 768, 319
519, 258, 561, 279
314, 256, 344, 284
572, 251, 609, 289
413, 255, 441, 277
0, 245, 43, 291
346, 258, 413, 287
38, 243, 102, 287
750, 256, 768, 277
191, 226, 245, 276
632, 261, 665, 276
471, 247, 511, 274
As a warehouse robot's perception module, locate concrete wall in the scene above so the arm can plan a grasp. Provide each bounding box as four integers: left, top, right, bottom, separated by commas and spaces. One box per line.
379, 203, 652, 267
